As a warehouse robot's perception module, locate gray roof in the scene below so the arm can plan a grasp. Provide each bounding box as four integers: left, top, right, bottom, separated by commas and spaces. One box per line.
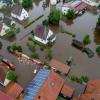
34, 25, 49, 40
12, 5, 23, 16
3, 16, 12, 26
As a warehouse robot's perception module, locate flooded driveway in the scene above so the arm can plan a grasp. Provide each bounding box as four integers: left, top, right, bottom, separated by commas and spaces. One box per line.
0, 0, 100, 96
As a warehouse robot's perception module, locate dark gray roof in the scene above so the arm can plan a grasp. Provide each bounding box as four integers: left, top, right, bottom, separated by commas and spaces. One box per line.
3, 16, 12, 26
12, 5, 23, 16
34, 25, 49, 40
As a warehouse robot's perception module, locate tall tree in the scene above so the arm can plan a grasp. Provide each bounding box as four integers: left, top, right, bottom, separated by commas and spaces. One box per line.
22, 0, 33, 8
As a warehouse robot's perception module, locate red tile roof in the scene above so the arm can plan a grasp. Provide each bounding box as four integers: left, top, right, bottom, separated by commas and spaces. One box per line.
34, 71, 65, 100
49, 59, 70, 74
80, 80, 100, 100
61, 83, 75, 97
3, 82, 23, 98
0, 91, 14, 100
74, 2, 88, 11
0, 63, 8, 84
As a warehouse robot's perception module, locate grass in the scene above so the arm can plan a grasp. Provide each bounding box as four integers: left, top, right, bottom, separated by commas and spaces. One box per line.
61, 29, 76, 37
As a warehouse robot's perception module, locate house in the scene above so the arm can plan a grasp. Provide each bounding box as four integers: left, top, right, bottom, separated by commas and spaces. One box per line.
0, 23, 10, 36
11, 5, 29, 21
49, 59, 70, 75
0, 0, 7, 9
34, 25, 56, 45
62, 0, 88, 15
74, 80, 100, 100
3, 16, 15, 26
0, 91, 14, 100
0, 63, 9, 86
82, 0, 100, 7
3, 82, 23, 99
24, 69, 74, 100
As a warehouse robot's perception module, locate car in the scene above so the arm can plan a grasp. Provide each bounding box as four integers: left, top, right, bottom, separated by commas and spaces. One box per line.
72, 39, 84, 50
83, 48, 94, 58
0, 55, 15, 70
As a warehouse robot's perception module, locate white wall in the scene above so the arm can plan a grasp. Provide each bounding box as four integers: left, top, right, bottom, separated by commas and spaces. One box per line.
11, 8, 29, 21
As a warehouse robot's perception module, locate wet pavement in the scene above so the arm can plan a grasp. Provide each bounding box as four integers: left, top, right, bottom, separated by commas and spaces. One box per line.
0, 0, 100, 97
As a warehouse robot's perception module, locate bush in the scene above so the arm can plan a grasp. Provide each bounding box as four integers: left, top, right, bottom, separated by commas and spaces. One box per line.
83, 35, 91, 45
30, 52, 39, 59
7, 43, 22, 52
48, 10, 61, 25
96, 46, 100, 55
70, 75, 88, 84
66, 9, 75, 19
27, 42, 36, 51
0, 41, 2, 49
6, 70, 16, 81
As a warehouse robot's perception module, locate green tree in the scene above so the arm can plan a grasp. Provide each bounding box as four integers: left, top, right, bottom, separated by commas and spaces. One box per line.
6, 70, 16, 81
22, 0, 33, 8
66, 9, 75, 19
42, 19, 49, 27
83, 35, 91, 45
96, 46, 100, 55
48, 10, 60, 25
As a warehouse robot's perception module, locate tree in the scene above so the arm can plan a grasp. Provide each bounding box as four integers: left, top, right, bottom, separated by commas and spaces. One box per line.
83, 35, 91, 45
66, 9, 75, 19
42, 19, 49, 27
96, 46, 100, 55
6, 70, 16, 81
22, 0, 33, 8
48, 10, 60, 25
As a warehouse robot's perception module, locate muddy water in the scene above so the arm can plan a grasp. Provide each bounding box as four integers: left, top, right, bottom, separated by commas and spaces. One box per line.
0, 0, 100, 96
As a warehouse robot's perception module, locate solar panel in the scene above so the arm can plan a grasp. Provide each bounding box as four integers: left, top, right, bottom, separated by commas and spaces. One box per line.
24, 69, 50, 100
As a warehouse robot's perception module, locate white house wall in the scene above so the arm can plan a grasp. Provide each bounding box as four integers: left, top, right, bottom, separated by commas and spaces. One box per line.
11, 8, 29, 21
34, 36, 48, 44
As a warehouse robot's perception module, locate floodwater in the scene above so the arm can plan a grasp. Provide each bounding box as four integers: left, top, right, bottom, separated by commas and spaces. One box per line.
0, 0, 100, 96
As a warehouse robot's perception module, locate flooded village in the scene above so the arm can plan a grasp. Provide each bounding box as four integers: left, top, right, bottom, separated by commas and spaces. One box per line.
0, 0, 100, 100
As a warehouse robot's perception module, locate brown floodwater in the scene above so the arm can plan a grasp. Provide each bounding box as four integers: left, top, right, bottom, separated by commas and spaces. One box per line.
0, 0, 100, 97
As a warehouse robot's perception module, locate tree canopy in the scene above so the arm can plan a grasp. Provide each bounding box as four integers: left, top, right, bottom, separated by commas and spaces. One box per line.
22, 0, 33, 8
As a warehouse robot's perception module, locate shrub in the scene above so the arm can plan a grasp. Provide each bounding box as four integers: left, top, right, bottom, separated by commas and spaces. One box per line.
66, 9, 75, 19
30, 52, 39, 59
7, 44, 22, 52
96, 46, 100, 55
48, 10, 61, 25
83, 35, 91, 45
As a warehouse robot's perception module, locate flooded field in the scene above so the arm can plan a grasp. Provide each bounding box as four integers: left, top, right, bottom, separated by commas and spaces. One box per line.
0, 0, 100, 96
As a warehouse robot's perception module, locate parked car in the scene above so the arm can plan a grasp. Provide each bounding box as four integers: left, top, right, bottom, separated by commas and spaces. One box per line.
72, 39, 84, 50
0, 55, 15, 70
83, 48, 94, 58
